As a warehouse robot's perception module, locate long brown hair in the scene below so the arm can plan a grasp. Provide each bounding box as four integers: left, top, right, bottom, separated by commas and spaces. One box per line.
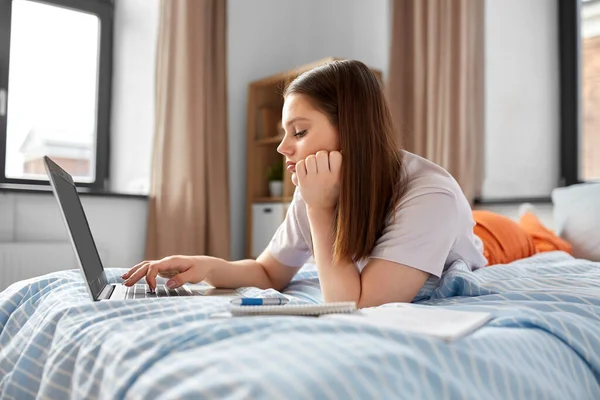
284, 60, 408, 264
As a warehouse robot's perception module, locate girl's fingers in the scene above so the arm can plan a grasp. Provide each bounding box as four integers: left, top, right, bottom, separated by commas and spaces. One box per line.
123, 262, 150, 286
296, 160, 307, 185
157, 270, 179, 279
146, 256, 192, 290
305, 155, 317, 175
329, 151, 342, 173
121, 260, 151, 279
165, 268, 200, 289
315, 151, 330, 172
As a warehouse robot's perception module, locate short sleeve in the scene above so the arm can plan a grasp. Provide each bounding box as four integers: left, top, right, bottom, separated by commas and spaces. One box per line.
369, 191, 459, 278
267, 191, 312, 267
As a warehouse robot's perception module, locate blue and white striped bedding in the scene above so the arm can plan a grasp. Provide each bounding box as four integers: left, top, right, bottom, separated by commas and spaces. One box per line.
1, 251, 599, 399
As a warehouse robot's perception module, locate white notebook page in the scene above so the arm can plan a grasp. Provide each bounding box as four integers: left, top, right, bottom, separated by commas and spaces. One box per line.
322, 303, 492, 341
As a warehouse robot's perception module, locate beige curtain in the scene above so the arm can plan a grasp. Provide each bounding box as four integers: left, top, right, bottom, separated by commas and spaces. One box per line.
387, 0, 485, 203
145, 0, 230, 260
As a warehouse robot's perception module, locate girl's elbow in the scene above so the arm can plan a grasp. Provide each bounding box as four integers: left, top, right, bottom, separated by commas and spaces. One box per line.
357, 294, 413, 309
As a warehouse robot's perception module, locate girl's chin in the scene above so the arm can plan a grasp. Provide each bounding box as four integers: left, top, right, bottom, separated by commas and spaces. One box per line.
291, 172, 298, 186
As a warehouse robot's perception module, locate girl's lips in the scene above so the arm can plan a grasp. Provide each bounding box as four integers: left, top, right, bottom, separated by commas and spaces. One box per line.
286, 162, 296, 172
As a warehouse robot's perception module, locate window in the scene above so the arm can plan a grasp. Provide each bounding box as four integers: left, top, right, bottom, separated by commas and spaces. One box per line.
580, 0, 600, 181
559, 0, 600, 185
0, 0, 113, 188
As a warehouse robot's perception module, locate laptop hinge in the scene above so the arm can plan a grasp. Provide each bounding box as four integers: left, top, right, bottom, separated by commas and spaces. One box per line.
98, 284, 115, 301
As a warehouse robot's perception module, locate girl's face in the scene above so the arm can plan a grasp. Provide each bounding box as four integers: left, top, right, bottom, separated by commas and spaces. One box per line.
277, 93, 340, 183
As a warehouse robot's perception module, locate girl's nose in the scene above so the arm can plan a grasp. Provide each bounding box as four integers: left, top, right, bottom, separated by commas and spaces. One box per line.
277, 136, 293, 156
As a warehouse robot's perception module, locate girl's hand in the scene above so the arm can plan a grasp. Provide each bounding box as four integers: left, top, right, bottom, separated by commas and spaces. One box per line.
120, 255, 216, 290
294, 150, 342, 210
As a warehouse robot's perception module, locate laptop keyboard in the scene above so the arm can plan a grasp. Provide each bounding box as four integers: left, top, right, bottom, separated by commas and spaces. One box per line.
125, 284, 192, 299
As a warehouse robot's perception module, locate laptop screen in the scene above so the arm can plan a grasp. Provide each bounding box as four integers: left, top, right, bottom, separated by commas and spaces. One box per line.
48, 164, 107, 300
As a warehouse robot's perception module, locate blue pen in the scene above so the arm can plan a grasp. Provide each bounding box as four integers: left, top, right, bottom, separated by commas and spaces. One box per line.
230, 297, 289, 306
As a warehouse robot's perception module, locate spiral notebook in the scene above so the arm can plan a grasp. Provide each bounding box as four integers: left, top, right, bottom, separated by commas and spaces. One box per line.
227, 301, 357, 317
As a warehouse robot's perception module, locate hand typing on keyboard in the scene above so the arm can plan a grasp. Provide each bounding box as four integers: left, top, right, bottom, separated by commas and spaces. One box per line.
121, 255, 219, 292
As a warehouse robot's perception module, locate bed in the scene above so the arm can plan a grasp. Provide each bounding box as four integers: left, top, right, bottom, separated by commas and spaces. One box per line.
1, 251, 599, 399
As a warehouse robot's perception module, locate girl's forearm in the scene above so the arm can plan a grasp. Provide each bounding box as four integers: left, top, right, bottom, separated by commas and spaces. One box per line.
203, 257, 273, 289
307, 207, 361, 303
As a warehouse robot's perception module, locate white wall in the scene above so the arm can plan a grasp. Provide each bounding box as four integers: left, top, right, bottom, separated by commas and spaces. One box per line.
109, 0, 159, 194
482, 0, 560, 199
107, 0, 390, 260
228, 0, 390, 259
3, 1, 396, 289
0, 192, 148, 291
104, 0, 562, 261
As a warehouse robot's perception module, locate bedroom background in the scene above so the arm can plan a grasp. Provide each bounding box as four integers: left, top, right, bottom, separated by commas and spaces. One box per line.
0, 0, 596, 291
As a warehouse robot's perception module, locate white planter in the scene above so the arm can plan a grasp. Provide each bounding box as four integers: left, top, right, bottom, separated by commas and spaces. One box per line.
268, 181, 283, 197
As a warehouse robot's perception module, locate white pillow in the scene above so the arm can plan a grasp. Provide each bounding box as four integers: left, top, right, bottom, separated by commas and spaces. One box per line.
552, 183, 600, 261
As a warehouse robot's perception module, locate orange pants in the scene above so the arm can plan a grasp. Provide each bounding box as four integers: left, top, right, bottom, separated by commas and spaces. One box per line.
472, 210, 573, 266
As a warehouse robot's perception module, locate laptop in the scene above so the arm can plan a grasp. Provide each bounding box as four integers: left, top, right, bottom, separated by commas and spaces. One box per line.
43, 155, 237, 301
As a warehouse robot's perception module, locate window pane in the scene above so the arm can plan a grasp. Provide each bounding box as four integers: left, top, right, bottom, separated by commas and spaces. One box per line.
5, 0, 99, 182
581, 0, 600, 181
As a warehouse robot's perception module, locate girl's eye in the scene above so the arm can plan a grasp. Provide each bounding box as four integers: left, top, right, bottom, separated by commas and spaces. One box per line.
293, 130, 307, 138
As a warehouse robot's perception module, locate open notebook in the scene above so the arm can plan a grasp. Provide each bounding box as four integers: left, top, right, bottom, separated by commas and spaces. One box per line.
323, 303, 492, 342
218, 302, 491, 341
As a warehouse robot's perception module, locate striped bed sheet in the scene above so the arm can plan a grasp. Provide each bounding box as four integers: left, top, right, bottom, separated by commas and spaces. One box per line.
0, 251, 599, 399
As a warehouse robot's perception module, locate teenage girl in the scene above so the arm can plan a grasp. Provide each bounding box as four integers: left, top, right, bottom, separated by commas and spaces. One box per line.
122, 60, 571, 308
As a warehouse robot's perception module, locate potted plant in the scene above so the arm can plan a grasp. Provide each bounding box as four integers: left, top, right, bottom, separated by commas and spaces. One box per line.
267, 162, 284, 197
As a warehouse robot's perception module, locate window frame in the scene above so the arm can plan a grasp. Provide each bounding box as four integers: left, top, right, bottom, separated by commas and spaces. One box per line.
558, 0, 580, 186
557, 0, 600, 185
0, 0, 113, 189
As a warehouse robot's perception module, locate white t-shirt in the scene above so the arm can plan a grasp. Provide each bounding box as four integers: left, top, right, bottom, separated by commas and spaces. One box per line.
267, 151, 488, 277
